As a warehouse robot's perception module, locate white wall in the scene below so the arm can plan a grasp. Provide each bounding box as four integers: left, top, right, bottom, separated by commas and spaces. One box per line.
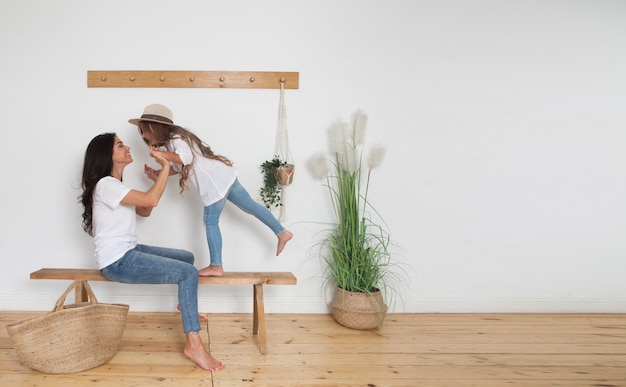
1, 0, 625, 313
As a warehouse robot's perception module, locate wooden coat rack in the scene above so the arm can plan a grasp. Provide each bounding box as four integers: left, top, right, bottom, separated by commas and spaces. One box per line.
87, 70, 299, 89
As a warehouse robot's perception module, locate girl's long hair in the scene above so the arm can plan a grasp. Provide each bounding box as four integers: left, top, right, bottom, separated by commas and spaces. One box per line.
139, 121, 232, 193
79, 132, 115, 236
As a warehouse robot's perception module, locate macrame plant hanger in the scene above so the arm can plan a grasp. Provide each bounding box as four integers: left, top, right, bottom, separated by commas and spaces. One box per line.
274, 80, 294, 222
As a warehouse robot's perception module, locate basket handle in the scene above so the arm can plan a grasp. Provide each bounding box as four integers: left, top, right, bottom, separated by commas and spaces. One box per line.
52, 280, 99, 312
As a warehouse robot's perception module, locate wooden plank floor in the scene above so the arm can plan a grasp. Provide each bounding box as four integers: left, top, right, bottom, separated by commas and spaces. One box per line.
1, 312, 625, 386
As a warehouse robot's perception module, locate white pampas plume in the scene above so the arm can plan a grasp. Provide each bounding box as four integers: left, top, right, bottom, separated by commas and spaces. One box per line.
367, 144, 386, 170
352, 109, 367, 145
329, 121, 347, 156
310, 152, 330, 178
344, 146, 358, 174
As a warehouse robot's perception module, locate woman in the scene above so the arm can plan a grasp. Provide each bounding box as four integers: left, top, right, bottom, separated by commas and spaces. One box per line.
79, 133, 224, 371
129, 104, 293, 277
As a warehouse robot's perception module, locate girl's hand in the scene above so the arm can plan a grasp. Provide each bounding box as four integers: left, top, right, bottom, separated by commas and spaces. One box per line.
144, 164, 159, 182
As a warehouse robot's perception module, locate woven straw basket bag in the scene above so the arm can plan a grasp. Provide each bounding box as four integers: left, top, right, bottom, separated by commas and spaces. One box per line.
6, 280, 129, 373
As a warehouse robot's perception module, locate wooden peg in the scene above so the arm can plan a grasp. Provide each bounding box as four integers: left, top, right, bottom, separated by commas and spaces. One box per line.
250, 76, 255, 82
159, 76, 165, 81
129, 76, 135, 81
100, 75, 107, 81
189, 76, 195, 82
219, 76, 225, 82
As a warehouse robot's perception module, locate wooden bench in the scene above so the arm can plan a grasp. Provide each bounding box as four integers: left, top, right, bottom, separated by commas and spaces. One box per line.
30, 268, 297, 354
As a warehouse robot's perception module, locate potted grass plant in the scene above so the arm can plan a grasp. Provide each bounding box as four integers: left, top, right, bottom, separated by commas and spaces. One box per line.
310, 109, 405, 329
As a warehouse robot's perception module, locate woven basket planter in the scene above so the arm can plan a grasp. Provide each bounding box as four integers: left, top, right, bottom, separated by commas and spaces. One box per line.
330, 287, 387, 330
278, 164, 295, 186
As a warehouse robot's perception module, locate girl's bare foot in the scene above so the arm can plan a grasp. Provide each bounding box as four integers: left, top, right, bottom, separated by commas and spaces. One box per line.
184, 331, 225, 371
276, 230, 293, 256
177, 304, 208, 322
199, 265, 224, 277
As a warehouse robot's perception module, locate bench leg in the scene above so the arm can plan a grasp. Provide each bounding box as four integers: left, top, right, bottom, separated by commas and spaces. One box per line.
252, 284, 266, 354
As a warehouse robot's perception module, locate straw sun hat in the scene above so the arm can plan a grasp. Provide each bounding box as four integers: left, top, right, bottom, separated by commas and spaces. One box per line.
128, 104, 175, 126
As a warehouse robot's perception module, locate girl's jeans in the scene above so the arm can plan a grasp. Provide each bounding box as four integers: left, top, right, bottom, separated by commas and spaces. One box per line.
101, 244, 201, 333
203, 178, 284, 266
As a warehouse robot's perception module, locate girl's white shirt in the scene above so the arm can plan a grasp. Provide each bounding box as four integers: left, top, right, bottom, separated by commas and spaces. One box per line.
92, 176, 137, 269
166, 137, 237, 206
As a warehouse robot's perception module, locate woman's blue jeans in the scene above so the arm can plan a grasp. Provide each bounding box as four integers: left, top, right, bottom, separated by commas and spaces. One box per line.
203, 178, 284, 266
100, 244, 201, 333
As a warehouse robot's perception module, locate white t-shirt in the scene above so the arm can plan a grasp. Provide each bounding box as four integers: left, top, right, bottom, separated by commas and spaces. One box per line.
167, 137, 237, 206
92, 176, 137, 269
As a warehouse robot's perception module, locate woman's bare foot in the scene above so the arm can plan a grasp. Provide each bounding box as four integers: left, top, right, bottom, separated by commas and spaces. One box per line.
199, 265, 224, 277
276, 229, 293, 256
177, 304, 208, 322
184, 331, 225, 371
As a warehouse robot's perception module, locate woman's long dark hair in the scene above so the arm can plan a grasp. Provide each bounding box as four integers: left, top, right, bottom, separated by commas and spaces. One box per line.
138, 121, 232, 193
79, 133, 115, 236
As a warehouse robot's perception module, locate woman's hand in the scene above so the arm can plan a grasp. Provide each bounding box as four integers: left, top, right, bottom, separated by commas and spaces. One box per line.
150, 149, 170, 168
144, 149, 171, 182
144, 164, 159, 182
128, 148, 171, 216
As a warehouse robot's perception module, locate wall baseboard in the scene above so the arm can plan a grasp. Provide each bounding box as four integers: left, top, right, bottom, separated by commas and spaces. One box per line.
1, 295, 625, 313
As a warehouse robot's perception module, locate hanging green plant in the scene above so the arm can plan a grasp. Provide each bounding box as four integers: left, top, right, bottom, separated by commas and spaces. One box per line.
260, 156, 287, 208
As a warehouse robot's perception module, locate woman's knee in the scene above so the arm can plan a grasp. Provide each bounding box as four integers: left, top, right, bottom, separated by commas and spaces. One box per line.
182, 251, 195, 265
181, 264, 199, 279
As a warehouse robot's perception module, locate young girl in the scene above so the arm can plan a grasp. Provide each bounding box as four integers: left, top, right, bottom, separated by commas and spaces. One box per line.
129, 104, 293, 277
79, 132, 224, 371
